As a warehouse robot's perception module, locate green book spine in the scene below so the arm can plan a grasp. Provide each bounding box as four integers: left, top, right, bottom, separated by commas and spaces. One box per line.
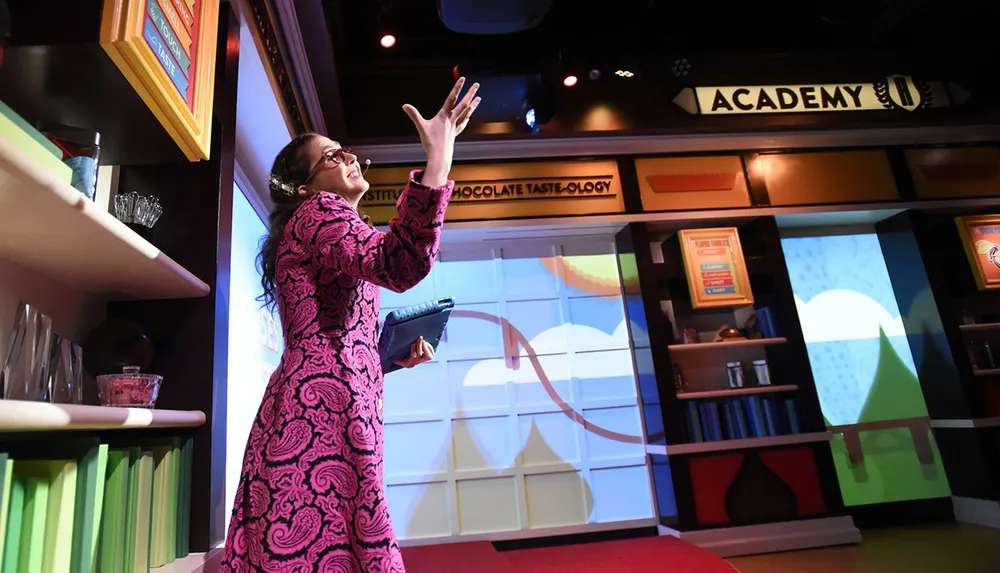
18, 472, 49, 573
96, 450, 130, 573
122, 448, 141, 573
41, 460, 78, 573
130, 452, 154, 573
166, 445, 179, 564
0, 453, 11, 555
1, 472, 25, 573
176, 438, 193, 558
70, 444, 109, 573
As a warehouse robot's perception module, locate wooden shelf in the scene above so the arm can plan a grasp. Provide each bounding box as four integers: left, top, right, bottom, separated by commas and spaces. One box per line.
0, 400, 206, 432
959, 322, 1000, 333
0, 134, 210, 300
668, 337, 788, 353
646, 432, 832, 456
677, 384, 799, 400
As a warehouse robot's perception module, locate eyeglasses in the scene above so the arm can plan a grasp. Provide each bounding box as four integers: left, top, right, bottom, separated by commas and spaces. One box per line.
305, 147, 355, 183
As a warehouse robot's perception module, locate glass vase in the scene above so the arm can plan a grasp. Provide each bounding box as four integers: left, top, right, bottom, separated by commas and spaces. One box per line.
1, 302, 54, 401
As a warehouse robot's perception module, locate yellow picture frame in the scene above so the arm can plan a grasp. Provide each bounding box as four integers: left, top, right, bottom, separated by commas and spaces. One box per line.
678, 227, 755, 308
955, 215, 1000, 291
100, 0, 219, 161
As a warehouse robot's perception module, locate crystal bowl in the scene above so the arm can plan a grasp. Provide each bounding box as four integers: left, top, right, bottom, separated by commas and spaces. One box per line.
96, 366, 162, 408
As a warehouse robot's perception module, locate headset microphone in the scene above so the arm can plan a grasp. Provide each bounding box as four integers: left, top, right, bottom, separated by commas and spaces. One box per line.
361, 158, 372, 175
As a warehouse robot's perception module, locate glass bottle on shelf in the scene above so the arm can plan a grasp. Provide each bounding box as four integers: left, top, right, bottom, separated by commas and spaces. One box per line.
726, 361, 745, 388
752, 359, 771, 385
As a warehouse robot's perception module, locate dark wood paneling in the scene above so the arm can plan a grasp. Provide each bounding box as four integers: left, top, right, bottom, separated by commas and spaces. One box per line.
105, 5, 241, 551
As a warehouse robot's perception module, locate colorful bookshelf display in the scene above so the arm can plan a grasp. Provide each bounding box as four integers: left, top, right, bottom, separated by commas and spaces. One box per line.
0, 436, 194, 573
955, 214, 1000, 291
99, 0, 220, 161
677, 227, 754, 309
616, 217, 857, 553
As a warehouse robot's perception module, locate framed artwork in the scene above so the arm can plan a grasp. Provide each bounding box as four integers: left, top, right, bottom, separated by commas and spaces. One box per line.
678, 227, 754, 308
956, 214, 1000, 291
100, 0, 220, 161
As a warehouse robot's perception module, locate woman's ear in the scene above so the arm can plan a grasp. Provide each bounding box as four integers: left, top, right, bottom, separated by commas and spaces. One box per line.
297, 184, 311, 196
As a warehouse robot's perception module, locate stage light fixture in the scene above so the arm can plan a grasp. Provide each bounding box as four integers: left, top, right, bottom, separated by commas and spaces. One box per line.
588, 69, 601, 81
563, 74, 578, 87
380, 34, 396, 48
614, 69, 634, 78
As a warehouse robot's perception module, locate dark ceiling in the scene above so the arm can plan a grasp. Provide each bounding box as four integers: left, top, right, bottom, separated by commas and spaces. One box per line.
315, 0, 1000, 143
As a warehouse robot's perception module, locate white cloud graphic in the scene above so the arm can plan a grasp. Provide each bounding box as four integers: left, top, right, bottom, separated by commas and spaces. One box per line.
794, 290, 907, 343
463, 321, 633, 387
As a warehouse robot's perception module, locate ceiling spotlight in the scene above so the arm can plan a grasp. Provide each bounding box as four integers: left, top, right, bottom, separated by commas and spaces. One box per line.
588, 69, 601, 81
380, 34, 396, 48
563, 74, 578, 87
614, 69, 634, 78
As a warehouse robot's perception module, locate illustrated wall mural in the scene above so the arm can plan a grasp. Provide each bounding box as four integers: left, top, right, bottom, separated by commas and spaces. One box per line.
379, 240, 658, 541
781, 232, 951, 506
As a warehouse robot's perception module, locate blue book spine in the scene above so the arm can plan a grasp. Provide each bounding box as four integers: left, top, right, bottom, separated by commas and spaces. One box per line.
732, 399, 750, 439
743, 396, 766, 437
762, 398, 781, 436
706, 402, 723, 441
721, 401, 738, 440
784, 399, 802, 434
698, 403, 714, 442
686, 402, 704, 443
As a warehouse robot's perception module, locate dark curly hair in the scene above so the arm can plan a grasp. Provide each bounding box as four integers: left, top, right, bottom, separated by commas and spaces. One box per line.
257, 133, 372, 312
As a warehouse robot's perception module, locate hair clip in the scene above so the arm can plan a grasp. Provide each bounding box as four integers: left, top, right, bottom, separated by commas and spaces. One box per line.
269, 174, 297, 197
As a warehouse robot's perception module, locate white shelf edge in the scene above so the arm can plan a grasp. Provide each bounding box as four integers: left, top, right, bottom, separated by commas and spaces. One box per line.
677, 384, 799, 400
645, 431, 833, 456
0, 134, 210, 300
0, 400, 206, 432
929, 417, 1000, 429
668, 337, 788, 353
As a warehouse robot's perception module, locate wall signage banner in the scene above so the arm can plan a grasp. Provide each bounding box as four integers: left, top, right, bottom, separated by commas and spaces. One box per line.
359, 160, 625, 224
673, 75, 969, 116
363, 176, 616, 208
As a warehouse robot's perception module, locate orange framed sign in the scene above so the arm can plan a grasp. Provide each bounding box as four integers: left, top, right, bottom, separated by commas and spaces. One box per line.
100, 0, 219, 161
678, 228, 754, 308
956, 215, 1000, 291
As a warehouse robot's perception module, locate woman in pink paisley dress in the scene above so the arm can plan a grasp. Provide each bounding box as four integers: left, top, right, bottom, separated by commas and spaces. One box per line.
220, 78, 481, 572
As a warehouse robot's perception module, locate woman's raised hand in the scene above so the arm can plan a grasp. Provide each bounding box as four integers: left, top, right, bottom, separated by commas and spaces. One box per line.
402, 77, 481, 187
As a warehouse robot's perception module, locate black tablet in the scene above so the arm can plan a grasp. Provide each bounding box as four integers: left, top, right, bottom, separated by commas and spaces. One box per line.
378, 297, 455, 374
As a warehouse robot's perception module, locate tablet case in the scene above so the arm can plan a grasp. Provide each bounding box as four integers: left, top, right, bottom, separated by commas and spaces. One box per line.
378, 297, 455, 374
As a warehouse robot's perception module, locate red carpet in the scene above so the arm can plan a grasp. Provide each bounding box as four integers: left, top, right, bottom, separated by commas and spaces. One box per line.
401, 536, 739, 573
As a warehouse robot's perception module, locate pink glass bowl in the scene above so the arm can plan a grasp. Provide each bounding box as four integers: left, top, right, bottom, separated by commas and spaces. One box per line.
96, 366, 162, 408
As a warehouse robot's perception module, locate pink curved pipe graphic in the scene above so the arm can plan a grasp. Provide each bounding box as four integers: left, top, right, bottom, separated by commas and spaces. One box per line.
451, 309, 653, 445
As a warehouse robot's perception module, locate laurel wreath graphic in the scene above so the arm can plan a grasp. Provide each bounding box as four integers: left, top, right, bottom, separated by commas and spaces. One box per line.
874, 80, 892, 109
875, 77, 933, 110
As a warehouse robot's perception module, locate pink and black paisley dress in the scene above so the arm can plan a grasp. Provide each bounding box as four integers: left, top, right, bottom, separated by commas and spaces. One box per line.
220, 170, 453, 572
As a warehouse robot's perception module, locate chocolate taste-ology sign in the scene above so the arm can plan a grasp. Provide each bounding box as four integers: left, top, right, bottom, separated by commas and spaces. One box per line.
361, 176, 616, 208
672, 75, 969, 115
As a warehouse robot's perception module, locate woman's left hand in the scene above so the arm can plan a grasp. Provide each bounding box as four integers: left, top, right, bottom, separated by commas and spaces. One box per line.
394, 336, 435, 369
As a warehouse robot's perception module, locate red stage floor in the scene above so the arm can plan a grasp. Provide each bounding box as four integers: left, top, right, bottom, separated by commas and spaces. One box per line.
401, 536, 739, 573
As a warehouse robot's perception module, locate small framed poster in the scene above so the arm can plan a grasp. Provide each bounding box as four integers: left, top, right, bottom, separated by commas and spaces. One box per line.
100, 0, 219, 161
678, 227, 754, 308
955, 215, 1000, 291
